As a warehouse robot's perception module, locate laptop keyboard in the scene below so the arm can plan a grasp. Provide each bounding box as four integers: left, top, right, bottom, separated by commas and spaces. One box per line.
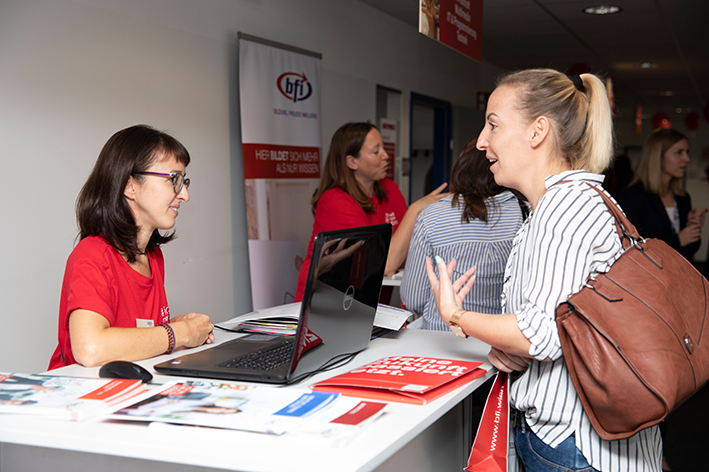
218, 339, 294, 371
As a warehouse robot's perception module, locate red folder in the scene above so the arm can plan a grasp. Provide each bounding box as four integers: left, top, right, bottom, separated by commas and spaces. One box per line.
311, 356, 486, 405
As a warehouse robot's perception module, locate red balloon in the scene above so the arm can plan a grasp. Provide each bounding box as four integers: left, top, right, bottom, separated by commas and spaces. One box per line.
652, 112, 671, 130
685, 112, 700, 130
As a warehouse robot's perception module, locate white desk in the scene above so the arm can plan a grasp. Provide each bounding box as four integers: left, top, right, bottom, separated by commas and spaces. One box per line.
0, 328, 494, 472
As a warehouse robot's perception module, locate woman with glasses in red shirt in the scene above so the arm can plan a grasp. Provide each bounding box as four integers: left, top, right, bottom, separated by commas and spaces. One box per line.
49, 125, 214, 369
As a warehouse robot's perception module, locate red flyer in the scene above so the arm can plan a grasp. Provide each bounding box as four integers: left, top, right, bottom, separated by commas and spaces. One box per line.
311, 356, 486, 405
330, 401, 387, 425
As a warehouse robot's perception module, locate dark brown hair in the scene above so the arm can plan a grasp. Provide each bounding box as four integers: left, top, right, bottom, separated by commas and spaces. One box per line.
312, 122, 386, 214
76, 124, 191, 262
450, 139, 511, 223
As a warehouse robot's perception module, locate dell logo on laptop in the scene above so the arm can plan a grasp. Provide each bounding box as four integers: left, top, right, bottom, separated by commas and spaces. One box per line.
343, 285, 355, 310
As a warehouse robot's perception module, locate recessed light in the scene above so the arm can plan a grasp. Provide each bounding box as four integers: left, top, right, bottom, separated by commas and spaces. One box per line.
640, 62, 658, 69
583, 5, 622, 15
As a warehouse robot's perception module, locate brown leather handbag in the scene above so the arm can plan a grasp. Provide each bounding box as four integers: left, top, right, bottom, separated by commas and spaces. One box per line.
556, 184, 709, 440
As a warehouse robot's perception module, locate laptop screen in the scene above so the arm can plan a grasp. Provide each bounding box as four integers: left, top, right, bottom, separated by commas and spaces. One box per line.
287, 224, 392, 382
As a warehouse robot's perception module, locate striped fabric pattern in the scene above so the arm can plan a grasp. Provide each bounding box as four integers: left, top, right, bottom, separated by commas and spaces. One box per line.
505, 170, 661, 472
401, 191, 524, 331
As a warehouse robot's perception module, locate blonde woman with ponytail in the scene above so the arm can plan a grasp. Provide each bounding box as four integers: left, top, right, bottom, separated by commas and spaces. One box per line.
426, 69, 661, 472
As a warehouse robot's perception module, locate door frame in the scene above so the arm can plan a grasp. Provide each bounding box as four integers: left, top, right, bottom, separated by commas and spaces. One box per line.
409, 92, 452, 202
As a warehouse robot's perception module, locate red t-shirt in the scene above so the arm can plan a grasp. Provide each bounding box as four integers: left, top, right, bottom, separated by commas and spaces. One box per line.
294, 178, 407, 301
48, 235, 170, 370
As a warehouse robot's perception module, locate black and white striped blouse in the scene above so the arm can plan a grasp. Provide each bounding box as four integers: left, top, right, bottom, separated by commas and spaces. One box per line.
505, 170, 661, 472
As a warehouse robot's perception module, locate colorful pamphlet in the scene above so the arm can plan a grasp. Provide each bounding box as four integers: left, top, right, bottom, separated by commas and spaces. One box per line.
218, 302, 414, 334
236, 318, 298, 335
311, 356, 487, 405
110, 380, 385, 435
0, 373, 147, 421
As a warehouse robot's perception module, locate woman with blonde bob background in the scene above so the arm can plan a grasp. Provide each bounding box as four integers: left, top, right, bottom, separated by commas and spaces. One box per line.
616, 128, 706, 262
427, 69, 661, 471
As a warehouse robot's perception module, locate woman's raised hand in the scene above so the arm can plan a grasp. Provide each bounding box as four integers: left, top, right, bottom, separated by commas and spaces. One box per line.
425, 255, 476, 325
687, 207, 708, 227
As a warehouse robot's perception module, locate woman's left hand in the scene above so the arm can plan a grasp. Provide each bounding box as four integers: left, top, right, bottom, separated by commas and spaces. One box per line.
425, 255, 475, 324
171, 312, 215, 344
409, 183, 451, 214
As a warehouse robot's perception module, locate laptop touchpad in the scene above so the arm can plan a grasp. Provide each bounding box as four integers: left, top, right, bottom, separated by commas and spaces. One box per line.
215, 334, 281, 349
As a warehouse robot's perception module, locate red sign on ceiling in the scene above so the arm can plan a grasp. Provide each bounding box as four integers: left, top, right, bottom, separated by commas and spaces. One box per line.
420, 0, 483, 63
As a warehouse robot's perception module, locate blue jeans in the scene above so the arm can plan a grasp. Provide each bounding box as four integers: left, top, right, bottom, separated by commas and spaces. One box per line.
514, 417, 597, 472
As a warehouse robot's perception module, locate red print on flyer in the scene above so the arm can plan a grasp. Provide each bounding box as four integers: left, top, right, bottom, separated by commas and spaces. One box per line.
312, 356, 486, 405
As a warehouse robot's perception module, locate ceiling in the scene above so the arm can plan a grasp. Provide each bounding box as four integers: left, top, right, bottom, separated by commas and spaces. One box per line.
357, 0, 709, 118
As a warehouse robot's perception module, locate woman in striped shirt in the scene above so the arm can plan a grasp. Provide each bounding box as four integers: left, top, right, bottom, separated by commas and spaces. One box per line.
426, 69, 661, 471
400, 139, 525, 331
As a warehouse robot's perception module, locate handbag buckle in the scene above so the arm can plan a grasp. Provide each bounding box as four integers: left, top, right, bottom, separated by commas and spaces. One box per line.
684, 335, 694, 354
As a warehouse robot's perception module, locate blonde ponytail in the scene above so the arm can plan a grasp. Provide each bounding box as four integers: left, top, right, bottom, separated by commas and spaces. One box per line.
578, 73, 614, 173
497, 69, 614, 173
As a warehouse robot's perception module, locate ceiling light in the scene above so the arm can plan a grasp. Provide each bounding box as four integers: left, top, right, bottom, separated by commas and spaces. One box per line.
583, 5, 622, 15
640, 62, 658, 69
659, 91, 674, 96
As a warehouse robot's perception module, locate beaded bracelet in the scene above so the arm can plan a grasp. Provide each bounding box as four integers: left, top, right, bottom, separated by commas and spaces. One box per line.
161, 323, 175, 354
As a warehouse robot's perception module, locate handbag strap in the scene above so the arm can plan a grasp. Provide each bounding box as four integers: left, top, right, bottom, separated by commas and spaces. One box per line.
555, 180, 641, 250
582, 183, 642, 249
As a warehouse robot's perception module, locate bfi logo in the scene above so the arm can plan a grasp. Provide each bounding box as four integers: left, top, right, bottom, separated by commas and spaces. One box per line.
277, 72, 313, 103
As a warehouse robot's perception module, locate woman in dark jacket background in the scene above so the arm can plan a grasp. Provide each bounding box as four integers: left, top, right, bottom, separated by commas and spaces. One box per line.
616, 128, 706, 262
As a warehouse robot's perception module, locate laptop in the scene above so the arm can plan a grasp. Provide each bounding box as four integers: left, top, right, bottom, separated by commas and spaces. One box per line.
154, 224, 392, 384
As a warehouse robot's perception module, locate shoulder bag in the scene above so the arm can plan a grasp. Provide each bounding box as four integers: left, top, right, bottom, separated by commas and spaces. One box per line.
555, 184, 709, 440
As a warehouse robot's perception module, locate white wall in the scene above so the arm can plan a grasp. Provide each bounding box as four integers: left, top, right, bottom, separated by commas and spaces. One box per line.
0, 0, 497, 372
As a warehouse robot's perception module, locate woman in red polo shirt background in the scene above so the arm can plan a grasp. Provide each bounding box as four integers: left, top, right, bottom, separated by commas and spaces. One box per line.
294, 122, 448, 302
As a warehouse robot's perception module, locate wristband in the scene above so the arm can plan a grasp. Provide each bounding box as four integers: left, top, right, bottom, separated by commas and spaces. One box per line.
161, 323, 175, 354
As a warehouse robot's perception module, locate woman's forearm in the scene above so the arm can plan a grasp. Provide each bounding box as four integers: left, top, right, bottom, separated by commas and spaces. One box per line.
386, 183, 450, 275
70, 323, 171, 367
68, 309, 212, 367
385, 209, 418, 275
453, 311, 532, 357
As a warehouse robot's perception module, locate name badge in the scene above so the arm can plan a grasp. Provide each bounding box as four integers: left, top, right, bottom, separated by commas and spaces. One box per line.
136, 319, 155, 328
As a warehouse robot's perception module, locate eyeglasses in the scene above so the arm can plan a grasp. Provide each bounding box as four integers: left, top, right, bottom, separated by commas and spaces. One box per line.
134, 171, 191, 194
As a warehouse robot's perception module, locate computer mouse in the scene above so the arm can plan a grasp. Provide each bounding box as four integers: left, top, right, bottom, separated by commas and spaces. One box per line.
99, 360, 153, 383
